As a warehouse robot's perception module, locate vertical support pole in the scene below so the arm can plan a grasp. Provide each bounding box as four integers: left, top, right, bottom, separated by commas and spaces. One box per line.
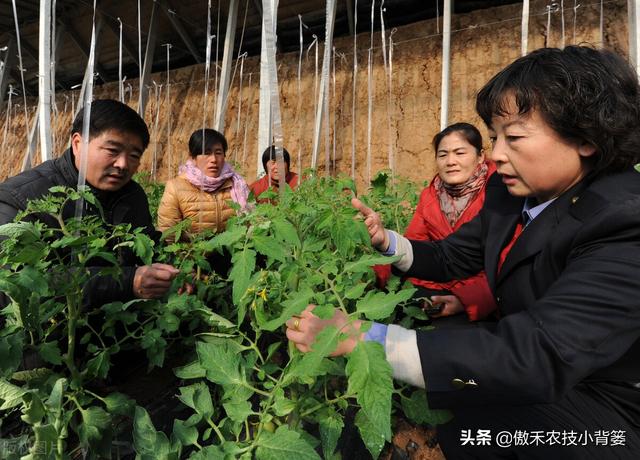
521, 0, 530, 56
22, 106, 39, 171
629, 0, 640, 74
0, 36, 17, 109
214, 0, 239, 132
38, 0, 53, 162
440, 0, 452, 131
139, 0, 159, 116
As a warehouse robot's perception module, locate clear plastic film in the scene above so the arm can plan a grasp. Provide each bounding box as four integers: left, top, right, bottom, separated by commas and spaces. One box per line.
261, 0, 287, 197
241, 73, 253, 167
546, 4, 552, 46
213, 1, 221, 126
561, 0, 566, 48
74, 0, 98, 220
152, 81, 162, 181
310, 0, 337, 174
1, 85, 15, 152
380, 1, 393, 173
233, 53, 248, 162
388, 28, 397, 176
573, 1, 580, 44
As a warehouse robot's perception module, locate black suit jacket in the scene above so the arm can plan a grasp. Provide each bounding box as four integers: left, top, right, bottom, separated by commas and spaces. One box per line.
404, 169, 640, 413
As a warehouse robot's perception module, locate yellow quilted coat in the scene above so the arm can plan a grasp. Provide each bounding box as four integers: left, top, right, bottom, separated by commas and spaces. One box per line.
157, 175, 236, 238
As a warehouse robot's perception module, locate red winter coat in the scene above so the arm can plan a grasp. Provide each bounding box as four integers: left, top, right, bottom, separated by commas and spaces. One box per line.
249, 172, 299, 204
375, 162, 497, 321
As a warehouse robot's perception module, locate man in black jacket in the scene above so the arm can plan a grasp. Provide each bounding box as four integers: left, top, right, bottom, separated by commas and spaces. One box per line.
0, 99, 178, 306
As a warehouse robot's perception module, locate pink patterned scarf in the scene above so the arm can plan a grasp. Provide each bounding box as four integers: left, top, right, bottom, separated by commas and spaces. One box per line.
179, 159, 251, 211
434, 161, 489, 228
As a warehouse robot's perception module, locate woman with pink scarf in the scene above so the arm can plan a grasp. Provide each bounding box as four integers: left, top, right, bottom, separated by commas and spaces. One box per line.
158, 128, 250, 241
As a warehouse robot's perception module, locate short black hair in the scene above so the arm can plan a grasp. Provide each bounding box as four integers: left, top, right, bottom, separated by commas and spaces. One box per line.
432, 122, 483, 155
188, 129, 228, 157
476, 45, 640, 175
262, 145, 291, 172
71, 99, 150, 150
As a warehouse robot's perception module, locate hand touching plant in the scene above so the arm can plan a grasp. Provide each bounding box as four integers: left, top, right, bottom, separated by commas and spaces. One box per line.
352, 198, 390, 252
285, 304, 365, 356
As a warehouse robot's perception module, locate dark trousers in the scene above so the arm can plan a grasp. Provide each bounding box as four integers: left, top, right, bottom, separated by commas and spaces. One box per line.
437, 383, 640, 459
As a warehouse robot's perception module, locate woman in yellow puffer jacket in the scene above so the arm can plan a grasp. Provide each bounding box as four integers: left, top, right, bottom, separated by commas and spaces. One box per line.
157, 128, 250, 240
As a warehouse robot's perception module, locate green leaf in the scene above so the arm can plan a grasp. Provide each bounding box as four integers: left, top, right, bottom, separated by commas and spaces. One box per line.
177, 382, 214, 420
287, 326, 339, 382
174, 360, 206, 380
355, 288, 416, 321
78, 406, 113, 455
346, 341, 393, 443
318, 412, 344, 459
38, 341, 62, 366
188, 445, 225, 460
29, 423, 58, 458
259, 287, 314, 331
401, 390, 453, 425
85, 350, 111, 380
133, 233, 155, 266
255, 426, 321, 460
0, 378, 27, 410
45, 378, 66, 418
229, 248, 256, 305
253, 235, 287, 263
20, 392, 45, 425
343, 254, 401, 274
103, 392, 135, 416
222, 399, 252, 423
354, 409, 387, 459
0, 330, 24, 377
133, 406, 178, 458
272, 217, 301, 249
344, 283, 367, 300
204, 224, 245, 252
196, 341, 244, 387
173, 418, 199, 447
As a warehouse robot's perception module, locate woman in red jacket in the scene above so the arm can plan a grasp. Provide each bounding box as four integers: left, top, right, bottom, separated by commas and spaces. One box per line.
376, 122, 496, 321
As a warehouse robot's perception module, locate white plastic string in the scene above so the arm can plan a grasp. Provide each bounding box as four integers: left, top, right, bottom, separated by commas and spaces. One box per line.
546, 4, 552, 47
573, 1, 579, 44
137, 0, 142, 113
560, 0, 565, 48
599, 0, 604, 46
380, 1, 393, 172
163, 43, 172, 177
388, 28, 397, 176
521, 0, 530, 55
75, 0, 98, 219
241, 73, 253, 167
118, 18, 124, 102
351, 0, 358, 179
306, 35, 319, 126
1, 86, 14, 152
152, 81, 161, 181
366, 0, 375, 187
436, 0, 440, 34
50, 0, 57, 156
332, 46, 336, 173
11, 0, 31, 163
297, 15, 304, 175
232, 53, 247, 162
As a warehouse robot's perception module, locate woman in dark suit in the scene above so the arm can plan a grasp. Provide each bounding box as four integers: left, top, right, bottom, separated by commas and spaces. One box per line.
286, 46, 640, 459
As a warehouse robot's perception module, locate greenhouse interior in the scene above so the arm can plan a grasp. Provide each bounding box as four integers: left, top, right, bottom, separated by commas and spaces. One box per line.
0, 0, 639, 459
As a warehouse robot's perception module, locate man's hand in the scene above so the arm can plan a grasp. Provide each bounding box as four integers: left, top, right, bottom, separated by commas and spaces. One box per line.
429, 295, 465, 317
133, 263, 180, 299
286, 305, 365, 356
351, 198, 390, 252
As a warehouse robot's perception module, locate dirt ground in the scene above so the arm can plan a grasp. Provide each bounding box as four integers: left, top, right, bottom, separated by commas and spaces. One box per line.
384, 418, 446, 460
